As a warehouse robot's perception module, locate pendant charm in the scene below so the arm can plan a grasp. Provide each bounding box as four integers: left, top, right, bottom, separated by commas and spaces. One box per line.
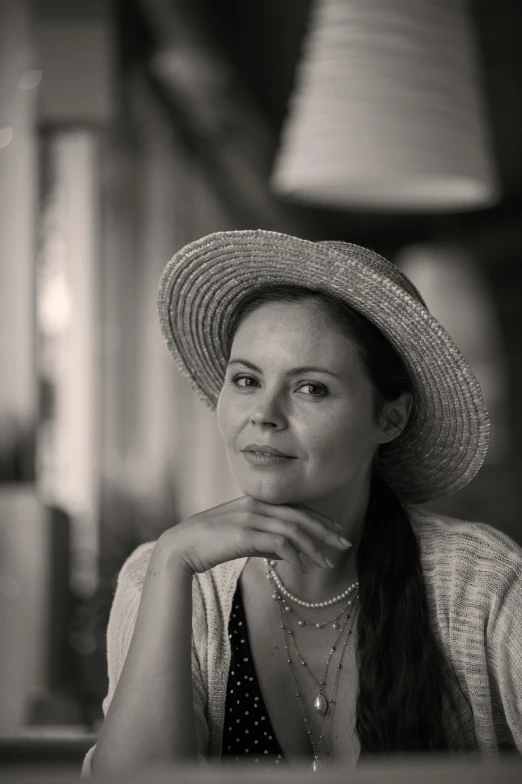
313, 694, 328, 714
312, 757, 323, 772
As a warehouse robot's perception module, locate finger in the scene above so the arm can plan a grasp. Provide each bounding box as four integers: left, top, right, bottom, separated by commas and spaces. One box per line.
248, 514, 334, 569
286, 504, 353, 548
290, 503, 345, 532
253, 502, 352, 550
247, 531, 307, 575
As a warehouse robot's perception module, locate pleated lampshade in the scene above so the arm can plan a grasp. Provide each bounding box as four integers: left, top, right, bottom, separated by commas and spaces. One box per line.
271, 0, 499, 212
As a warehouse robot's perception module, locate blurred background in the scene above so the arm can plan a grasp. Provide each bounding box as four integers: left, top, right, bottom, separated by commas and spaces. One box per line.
1, 0, 521, 773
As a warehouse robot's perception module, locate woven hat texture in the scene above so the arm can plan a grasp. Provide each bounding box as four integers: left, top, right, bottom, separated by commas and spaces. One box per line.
157, 229, 490, 504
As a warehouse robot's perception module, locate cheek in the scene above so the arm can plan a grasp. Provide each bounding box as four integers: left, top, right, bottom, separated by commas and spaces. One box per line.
308, 406, 374, 463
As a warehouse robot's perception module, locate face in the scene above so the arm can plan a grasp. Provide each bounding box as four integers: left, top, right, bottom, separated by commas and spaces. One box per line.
216, 300, 393, 506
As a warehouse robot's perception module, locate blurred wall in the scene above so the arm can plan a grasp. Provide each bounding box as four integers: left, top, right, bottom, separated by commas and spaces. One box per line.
0, 0, 50, 736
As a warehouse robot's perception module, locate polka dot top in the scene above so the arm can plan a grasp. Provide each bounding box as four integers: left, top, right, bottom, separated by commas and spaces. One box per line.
222, 579, 286, 766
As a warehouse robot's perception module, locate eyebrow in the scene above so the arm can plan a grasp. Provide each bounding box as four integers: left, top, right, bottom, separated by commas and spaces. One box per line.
227, 358, 343, 381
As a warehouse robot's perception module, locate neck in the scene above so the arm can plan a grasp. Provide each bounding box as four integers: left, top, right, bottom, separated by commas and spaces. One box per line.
277, 471, 371, 603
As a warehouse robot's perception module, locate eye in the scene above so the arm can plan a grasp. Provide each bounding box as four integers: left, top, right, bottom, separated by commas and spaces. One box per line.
230, 374, 258, 389
298, 382, 328, 397
228, 375, 327, 397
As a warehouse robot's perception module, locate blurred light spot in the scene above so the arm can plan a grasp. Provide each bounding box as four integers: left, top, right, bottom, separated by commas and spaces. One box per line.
99, 321, 121, 355
38, 272, 73, 336
0, 127, 14, 150
68, 631, 97, 656
0, 576, 21, 600
19, 70, 43, 90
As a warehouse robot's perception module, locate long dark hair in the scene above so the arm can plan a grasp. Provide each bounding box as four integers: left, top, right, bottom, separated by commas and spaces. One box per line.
227, 283, 464, 757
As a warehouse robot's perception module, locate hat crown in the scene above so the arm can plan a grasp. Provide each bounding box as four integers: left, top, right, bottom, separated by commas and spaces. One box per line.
318, 240, 428, 309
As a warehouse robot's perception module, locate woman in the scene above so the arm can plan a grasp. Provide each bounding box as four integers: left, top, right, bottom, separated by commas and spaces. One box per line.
82, 230, 522, 776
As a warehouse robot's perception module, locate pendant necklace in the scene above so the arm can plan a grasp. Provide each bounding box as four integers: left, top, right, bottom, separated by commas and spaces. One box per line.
276, 589, 358, 771
265, 560, 359, 771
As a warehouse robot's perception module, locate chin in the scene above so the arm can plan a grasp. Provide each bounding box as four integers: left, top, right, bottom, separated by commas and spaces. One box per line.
248, 489, 296, 505
231, 460, 324, 506
236, 477, 307, 506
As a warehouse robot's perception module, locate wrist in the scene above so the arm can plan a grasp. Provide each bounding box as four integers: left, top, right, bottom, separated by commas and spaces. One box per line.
150, 534, 195, 580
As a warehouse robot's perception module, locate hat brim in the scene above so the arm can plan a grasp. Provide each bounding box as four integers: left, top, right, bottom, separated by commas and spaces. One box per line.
157, 229, 490, 504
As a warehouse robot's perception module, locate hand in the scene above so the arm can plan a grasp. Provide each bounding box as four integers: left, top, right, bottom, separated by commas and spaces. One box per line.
155, 496, 352, 576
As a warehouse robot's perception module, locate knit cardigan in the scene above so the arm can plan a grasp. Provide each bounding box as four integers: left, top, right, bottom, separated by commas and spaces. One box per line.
81, 508, 522, 776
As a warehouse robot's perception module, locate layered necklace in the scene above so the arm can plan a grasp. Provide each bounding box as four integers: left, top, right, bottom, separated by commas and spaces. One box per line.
264, 558, 359, 772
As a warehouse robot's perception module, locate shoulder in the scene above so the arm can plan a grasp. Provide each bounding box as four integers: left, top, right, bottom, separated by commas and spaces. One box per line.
409, 506, 522, 569
409, 506, 522, 618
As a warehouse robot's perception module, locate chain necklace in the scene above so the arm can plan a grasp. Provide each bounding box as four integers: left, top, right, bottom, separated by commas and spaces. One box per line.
285, 621, 344, 694
276, 590, 358, 772
264, 558, 359, 772
282, 597, 350, 629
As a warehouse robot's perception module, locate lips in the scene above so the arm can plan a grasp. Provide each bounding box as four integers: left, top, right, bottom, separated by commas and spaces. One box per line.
242, 444, 296, 458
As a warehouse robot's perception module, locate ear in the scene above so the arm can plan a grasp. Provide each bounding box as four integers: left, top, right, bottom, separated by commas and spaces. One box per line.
377, 392, 413, 444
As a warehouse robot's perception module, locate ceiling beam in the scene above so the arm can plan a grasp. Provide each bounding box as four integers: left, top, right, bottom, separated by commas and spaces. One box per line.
136, 0, 307, 234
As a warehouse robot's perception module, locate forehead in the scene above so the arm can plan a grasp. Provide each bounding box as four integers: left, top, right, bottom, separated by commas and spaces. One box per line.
231, 300, 364, 370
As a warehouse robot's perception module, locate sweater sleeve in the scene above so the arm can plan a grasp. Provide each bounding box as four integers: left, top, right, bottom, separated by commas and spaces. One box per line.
486, 562, 522, 753
81, 542, 210, 777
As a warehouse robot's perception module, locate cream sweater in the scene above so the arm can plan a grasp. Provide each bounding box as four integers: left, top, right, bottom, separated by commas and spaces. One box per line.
81, 508, 522, 776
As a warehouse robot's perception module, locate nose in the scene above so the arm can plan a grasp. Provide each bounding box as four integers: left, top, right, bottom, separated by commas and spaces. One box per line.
249, 389, 287, 429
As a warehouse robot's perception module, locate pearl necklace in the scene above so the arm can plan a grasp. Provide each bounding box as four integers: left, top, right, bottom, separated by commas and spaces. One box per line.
264, 558, 359, 608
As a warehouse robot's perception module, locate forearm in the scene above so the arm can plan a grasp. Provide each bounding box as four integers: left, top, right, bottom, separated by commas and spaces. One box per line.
92, 542, 197, 775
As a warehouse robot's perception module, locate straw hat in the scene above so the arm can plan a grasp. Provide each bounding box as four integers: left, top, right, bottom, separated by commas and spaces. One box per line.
157, 229, 490, 504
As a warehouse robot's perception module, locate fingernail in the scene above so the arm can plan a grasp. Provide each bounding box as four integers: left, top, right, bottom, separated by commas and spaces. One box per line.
325, 556, 335, 568
332, 521, 343, 530
339, 537, 352, 547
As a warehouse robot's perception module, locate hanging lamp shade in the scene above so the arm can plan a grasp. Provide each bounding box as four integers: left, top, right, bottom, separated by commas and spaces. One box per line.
271, 0, 499, 212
